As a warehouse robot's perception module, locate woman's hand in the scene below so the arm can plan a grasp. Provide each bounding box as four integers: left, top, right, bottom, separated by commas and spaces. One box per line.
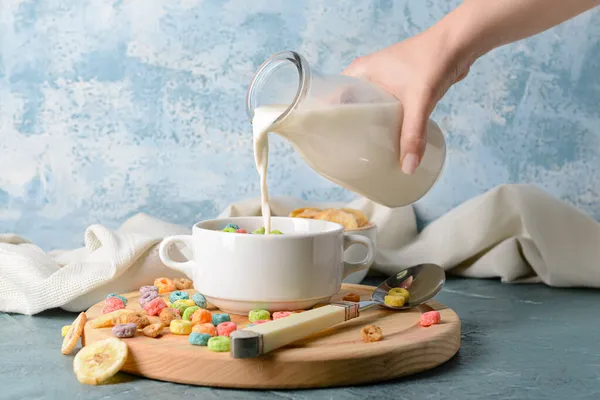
342, 28, 471, 175
342, 26, 471, 174
342, 0, 598, 175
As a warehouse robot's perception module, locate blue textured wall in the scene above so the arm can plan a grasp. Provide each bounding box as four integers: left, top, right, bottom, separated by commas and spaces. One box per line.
1, 0, 599, 250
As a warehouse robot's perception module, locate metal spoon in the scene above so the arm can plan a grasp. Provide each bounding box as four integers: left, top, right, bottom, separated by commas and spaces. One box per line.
230, 263, 445, 358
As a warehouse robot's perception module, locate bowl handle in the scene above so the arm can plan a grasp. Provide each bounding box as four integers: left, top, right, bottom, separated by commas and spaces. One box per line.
341, 234, 375, 279
158, 235, 196, 279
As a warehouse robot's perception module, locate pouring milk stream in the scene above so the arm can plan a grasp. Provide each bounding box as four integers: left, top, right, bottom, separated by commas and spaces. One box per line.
249, 52, 446, 233
252, 107, 279, 234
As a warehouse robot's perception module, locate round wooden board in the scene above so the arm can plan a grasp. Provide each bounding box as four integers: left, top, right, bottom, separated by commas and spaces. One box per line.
83, 284, 460, 389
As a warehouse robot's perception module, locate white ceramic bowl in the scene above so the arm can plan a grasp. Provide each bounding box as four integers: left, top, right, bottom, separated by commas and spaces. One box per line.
158, 217, 375, 314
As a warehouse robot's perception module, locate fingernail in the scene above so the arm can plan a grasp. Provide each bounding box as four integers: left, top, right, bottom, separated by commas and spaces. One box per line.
401, 153, 419, 175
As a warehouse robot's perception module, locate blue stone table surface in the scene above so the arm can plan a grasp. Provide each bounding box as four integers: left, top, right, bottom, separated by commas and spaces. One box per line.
1, 277, 599, 400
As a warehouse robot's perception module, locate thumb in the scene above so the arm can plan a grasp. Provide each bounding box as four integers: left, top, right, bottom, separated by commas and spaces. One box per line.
399, 99, 430, 175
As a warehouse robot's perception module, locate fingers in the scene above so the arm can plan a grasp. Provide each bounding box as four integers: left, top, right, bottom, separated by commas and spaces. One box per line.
343, 54, 433, 176
455, 66, 470, 83
400, 97, 430, 175
341, 56, 368, 79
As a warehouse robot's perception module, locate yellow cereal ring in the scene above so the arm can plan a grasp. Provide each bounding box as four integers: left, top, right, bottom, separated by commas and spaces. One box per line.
170, 319, 192, 335
61, 325, 71, 337
384, 295, 405, 307
389, 288, 410, 300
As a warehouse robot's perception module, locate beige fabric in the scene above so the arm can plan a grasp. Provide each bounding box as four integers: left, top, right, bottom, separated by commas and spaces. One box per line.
0, 184, 598, 315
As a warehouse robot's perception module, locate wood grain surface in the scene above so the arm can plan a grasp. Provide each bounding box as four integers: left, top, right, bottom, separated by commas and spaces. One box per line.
83, 284, 461, 389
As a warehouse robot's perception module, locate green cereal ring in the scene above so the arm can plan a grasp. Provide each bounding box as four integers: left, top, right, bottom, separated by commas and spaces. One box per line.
269, 230, 283, 235
182, 306, 200, 321
107, 293, 128, 307
171, 300, 191, 315
211, 313, 231, 326
222, 227, 236, 233
188, 332, 211, 346
207, 336, 231, 352
252, 227, 265, 235
248, 309, 270, 322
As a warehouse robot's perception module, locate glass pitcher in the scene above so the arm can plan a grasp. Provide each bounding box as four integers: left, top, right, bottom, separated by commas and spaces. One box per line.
246, 51, 446, 208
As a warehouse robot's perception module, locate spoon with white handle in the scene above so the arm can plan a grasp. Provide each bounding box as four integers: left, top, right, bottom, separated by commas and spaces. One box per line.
230, 263, 445, 359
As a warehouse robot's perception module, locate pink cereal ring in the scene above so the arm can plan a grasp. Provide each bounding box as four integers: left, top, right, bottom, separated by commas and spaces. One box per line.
254, 320, 269, 324
216, 321, 237, 337
420, 311, 441, 327
102, 297, 125, 314
144, 297, 167, 316
272, 311, 293, 320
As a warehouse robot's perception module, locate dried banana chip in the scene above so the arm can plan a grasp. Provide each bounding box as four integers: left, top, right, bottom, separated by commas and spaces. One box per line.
289, 207, 321, 218
341, 208, 370, 227
73, 337, 128, 385
296, 209, 322, 219
61, 312, 87, 355
90, 309, 136, 329
316, 209, 359, 230
290, 206, 370, 229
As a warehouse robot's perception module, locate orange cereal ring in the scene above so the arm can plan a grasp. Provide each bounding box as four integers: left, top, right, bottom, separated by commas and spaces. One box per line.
191, 309, 212, 326
154, 277, 175, 294
192, 323, 216, 336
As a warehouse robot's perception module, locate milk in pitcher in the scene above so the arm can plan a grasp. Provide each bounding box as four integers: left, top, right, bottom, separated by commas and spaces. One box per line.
252, 101, 445, 232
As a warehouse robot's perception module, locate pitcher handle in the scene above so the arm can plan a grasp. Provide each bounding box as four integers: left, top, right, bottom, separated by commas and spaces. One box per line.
158, 235, 196, 279
342, 234, 375, 279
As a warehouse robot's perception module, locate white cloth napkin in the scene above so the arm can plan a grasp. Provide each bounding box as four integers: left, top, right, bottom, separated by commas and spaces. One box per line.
0, 184, 598, 315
